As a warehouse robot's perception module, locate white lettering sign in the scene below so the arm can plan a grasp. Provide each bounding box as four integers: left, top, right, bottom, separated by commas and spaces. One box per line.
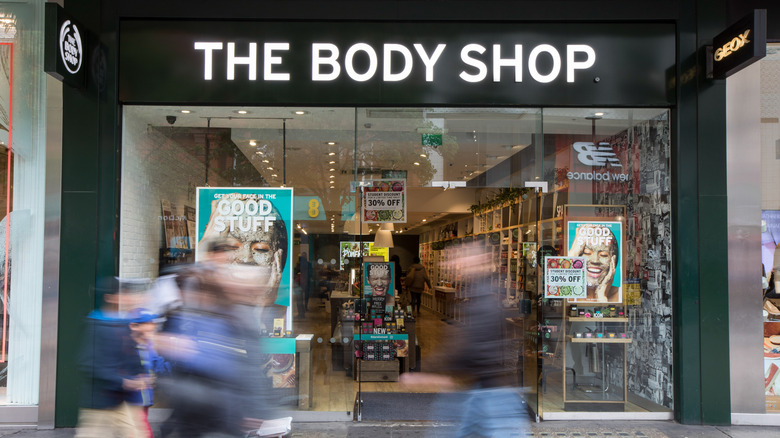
194, 40, 597, 84
59, 20, 83, 74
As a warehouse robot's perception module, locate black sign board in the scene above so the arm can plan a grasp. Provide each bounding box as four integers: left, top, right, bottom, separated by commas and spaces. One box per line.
711, 9, 766, 79
119, 20, 675, 107
44, 3, 86, 88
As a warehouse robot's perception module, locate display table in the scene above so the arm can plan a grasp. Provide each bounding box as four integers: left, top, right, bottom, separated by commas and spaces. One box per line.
330, 290, 356, 334
434, 286, 456, 318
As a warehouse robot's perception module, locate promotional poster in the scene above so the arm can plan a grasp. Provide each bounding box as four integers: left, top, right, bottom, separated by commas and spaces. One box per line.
566, 220, 623, 303
362, 179, 406, 223
195, 187, 295, 387
195, 187, 294, 329
363, 262, 395, 307
339, 241, 389, 270
544, 256, 587, 299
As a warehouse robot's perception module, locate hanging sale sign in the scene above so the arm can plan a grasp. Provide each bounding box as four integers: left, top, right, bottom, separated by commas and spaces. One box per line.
362, 179, 406, 223
544, 257, 587, 299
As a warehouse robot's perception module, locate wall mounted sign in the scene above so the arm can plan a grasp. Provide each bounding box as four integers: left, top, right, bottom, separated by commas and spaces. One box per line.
119, 21, 675, 106
711, 9, 766, 79
44, 3, 86, 88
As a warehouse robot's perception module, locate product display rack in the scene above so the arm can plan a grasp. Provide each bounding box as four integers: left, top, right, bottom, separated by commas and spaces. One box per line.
561, 303, 631, 410
417, 190, 569, 323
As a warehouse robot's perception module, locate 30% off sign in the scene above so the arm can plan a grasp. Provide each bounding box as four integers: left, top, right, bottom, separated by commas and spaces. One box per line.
544, 256, 587, 299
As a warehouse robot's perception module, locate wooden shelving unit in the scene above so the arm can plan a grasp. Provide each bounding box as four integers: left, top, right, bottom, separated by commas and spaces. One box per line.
562, 303, 630, 409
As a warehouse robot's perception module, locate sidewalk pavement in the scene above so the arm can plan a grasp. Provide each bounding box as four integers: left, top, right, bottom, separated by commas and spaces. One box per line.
2, 421, 780, 438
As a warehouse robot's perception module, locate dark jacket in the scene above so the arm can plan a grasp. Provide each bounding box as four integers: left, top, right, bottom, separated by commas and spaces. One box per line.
441, 279, 508, 388
78, 310, 146, 410
407, 263, 431, 293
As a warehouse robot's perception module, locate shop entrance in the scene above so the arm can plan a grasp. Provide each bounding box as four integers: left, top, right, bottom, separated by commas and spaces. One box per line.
119, 105, 675, 421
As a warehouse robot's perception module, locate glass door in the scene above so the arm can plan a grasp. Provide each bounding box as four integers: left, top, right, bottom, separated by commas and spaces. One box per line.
535, 108, 674, 418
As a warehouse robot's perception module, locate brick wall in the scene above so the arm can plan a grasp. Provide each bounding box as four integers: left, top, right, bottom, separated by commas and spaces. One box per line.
119, 110, 229, 279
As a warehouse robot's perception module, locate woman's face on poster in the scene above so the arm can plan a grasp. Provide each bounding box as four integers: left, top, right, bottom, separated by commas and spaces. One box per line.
368, 267, 391, 296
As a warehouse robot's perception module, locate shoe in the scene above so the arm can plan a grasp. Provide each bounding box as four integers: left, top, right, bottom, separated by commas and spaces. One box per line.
765, 300, 780, 320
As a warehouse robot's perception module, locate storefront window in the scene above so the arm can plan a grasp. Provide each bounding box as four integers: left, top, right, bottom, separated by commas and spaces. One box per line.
120, 105, 672, 419
0, 0, 48, 406
761, 43, 780, 412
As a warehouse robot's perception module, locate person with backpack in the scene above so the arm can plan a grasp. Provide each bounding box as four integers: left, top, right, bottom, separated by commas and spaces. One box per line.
405, 256, 431, 316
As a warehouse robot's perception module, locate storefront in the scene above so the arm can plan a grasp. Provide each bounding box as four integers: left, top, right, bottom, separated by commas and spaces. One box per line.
724, 8, 780, 426
54, 0, 738, 428
0, 0, 59, 428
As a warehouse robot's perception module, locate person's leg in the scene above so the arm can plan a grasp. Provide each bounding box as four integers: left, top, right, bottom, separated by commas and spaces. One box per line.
411, 292, 422, 315
139, 406, 153, 438
75, 408, 114, 438
116, 402, 147, 438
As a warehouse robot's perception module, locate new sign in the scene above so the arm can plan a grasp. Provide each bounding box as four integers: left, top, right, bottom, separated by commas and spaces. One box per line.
119, 21, 675, 106
44, 3, 86, 88
711, 9, 766, 79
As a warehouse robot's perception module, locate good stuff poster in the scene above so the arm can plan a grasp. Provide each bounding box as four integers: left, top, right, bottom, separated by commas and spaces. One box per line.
195, 187, 294, 323
566, 220, 623, 303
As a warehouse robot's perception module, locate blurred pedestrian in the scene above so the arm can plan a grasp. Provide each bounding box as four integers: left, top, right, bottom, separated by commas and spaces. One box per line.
127, 308, 170, 438
155, 268, 247, 438
76, 277, 152, 438
401, 242, 529, 437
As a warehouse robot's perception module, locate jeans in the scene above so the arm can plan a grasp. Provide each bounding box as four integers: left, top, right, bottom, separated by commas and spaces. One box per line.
456, 387, 529, 438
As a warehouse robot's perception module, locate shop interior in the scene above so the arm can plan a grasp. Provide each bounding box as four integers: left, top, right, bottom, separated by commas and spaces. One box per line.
119, 105, 675, 420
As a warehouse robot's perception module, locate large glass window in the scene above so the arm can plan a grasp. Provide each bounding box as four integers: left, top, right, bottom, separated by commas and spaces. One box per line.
0, 0, 48, 407
761, 44, 780, 412
120, 105, 672, 419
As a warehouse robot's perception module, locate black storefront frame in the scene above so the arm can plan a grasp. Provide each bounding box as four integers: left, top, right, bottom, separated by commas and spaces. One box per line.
55, 0, 733, 427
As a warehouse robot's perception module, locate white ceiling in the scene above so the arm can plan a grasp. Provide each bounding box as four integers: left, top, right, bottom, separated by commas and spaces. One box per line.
125, 105, 667, 234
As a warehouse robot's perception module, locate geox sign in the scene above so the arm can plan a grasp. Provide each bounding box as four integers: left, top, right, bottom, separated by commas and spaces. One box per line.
711, 9, 766, 80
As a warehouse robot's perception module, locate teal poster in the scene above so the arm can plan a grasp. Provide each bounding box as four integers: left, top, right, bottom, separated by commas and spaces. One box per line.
566, 220, 623, 303
363, 261, 395, 306
196, 187, 294, 328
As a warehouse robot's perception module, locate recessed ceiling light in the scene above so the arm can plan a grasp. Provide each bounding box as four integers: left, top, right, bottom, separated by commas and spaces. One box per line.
420, 154, 427, 158
249, 140, 257, 146
180, 110, 192, 114
234, 110, 250, 115
328, 152, 336, 156
414, 162, 420, 166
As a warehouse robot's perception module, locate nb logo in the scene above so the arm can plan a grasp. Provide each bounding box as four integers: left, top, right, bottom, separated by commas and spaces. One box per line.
573, 142, 622, 167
